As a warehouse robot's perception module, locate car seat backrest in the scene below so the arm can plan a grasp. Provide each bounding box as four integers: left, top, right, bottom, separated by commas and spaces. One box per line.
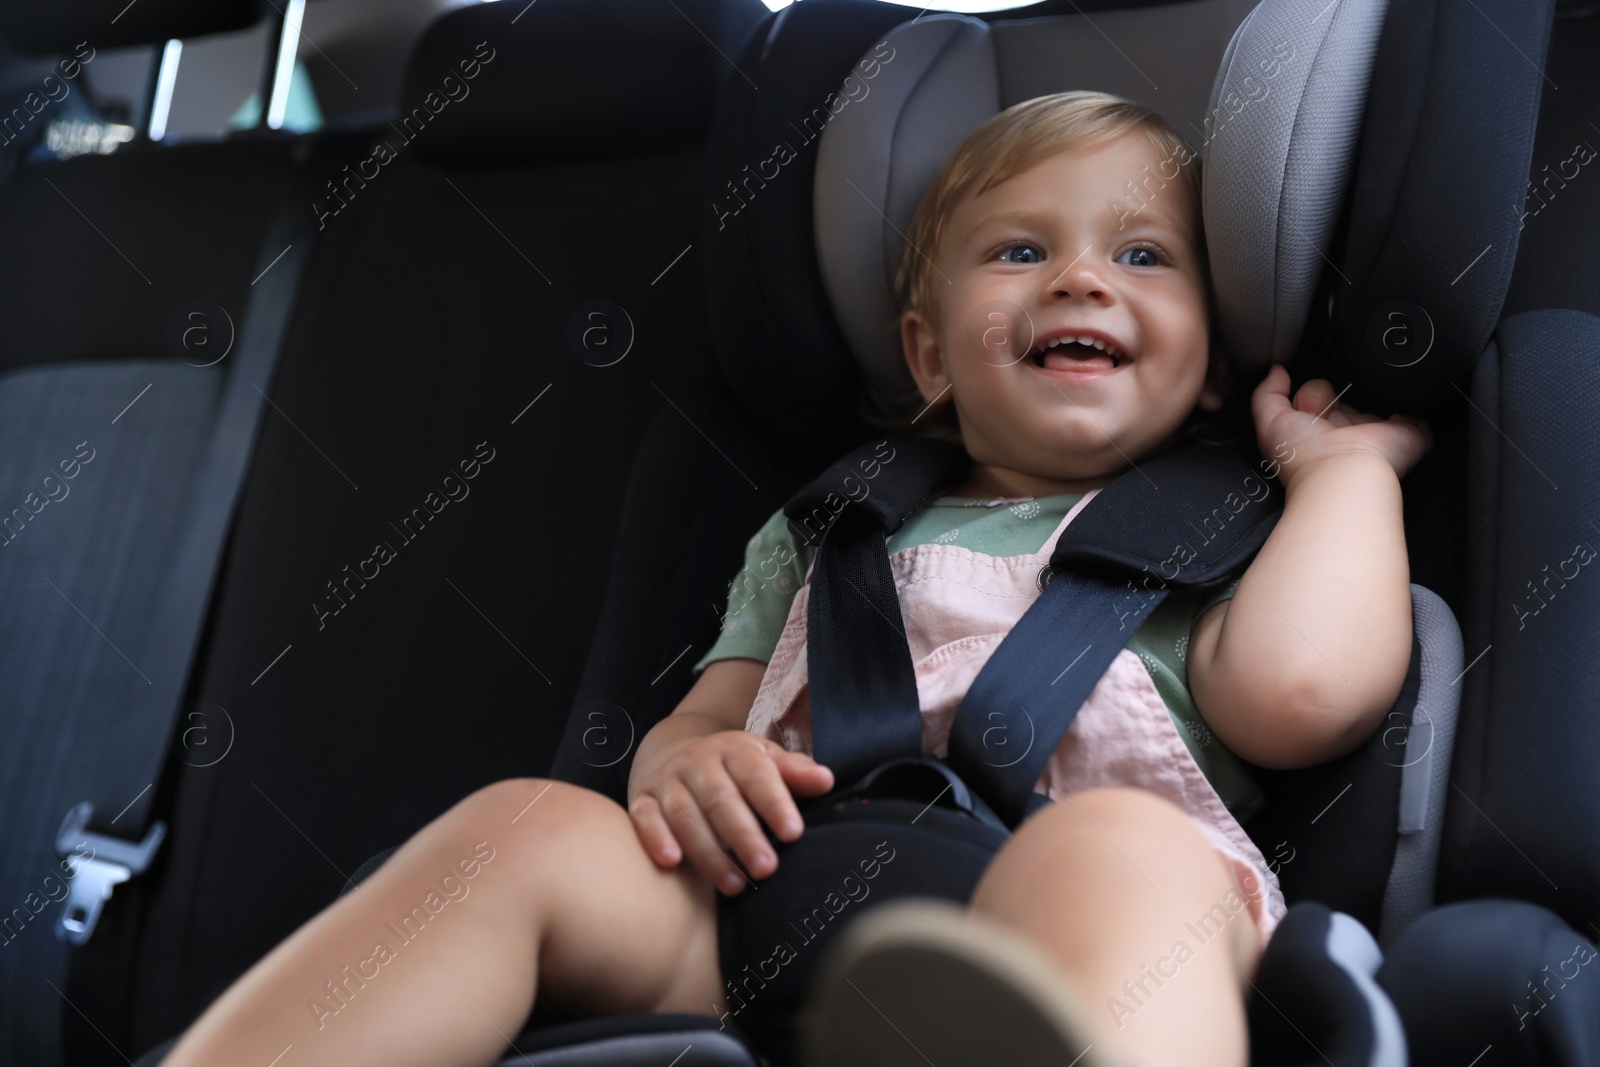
0, 0, 307, 876
0, 3, 312, 1063
801, 0, 1428, 939
0, 139, 297, 374
697, 0, 922, 468
812, 0, 1387, 395
0, 0, 305, 382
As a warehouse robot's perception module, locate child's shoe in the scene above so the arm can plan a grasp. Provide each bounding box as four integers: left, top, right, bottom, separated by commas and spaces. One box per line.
799, 897, 1110, 1067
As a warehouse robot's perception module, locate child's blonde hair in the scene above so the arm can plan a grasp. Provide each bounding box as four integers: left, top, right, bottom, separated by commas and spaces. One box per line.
860, 90, 1222, 445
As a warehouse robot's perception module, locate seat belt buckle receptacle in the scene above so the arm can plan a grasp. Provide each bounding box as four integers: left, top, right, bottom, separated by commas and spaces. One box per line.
53, 801, 167, 945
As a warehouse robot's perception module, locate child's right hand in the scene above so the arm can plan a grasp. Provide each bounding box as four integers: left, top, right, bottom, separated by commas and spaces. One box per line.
627, 731, 834, 895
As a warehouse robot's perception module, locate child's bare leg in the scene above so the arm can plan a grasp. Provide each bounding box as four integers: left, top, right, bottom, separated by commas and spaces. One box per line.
162, 778, 724, 1067
968, 786, 1262, 1067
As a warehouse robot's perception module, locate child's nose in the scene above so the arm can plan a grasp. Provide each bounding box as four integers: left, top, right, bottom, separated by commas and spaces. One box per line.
1044, 253, 1112, 302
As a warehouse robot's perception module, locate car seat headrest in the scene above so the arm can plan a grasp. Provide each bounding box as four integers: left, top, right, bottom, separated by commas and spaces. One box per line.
0, 0, 265, 56
813, 0, 1386, 398
1330, 0, 1554, 408
1202, 0, 1388, 372
401, 0, 763, 167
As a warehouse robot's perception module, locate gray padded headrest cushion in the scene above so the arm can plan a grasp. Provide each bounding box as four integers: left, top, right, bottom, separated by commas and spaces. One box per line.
1204, 0, 1388, 371
814, 0, 1386, 395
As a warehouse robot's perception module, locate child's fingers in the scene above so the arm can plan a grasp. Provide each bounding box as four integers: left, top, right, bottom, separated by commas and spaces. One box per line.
1393, 412, 1434, 449
1254, 362, 1290, 398
683, 767, 776, 891
655, 779, 750, 895
1378, 415, 1435, 471
627, 792, 681, 869
1292, 378, 1337, 416
1251, 364, 1294, 425
726, 746, 807, 847
775, 750, 835, 797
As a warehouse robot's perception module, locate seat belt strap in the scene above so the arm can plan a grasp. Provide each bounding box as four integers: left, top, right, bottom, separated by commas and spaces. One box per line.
789, 432, 1282, 825
783, 434, 968, 549
784, 434, 968, 788
948, 438, 1284, 827
53, 131, 369, 945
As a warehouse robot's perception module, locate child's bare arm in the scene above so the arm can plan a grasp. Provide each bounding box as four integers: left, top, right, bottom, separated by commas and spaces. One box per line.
1188, 366, 1433, 770
632, 657, 768, 766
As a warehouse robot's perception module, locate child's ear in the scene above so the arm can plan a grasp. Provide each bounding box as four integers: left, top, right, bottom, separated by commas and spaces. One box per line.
901, 308, 951, 404
1196, 346, 1229, 412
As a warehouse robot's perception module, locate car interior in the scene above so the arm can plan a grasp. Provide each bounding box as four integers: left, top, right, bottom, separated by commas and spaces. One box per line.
0, 0, 1597, 1063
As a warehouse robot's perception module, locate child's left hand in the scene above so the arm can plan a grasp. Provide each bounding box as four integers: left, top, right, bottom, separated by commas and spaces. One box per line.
1251, 364, 1433, 489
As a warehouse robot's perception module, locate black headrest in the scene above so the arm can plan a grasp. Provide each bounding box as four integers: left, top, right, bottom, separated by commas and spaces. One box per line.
0, 0, 262, 56
399, 0, 765, 167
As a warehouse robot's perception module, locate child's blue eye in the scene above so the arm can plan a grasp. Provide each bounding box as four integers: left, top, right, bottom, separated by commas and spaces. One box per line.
995, 244, 1163, 267
997, 243, 1043, 264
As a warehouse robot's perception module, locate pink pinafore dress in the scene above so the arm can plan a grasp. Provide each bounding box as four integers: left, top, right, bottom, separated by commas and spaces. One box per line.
745, 489, 1286, 947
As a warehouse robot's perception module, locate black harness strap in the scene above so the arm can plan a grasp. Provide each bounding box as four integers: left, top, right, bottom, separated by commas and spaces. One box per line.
783, 435, 969, 791
947, 438, 1283, 827
783, 433, 1283, 825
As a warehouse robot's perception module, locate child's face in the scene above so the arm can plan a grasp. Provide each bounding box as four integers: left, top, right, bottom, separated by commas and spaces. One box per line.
902, 132, 1221, 486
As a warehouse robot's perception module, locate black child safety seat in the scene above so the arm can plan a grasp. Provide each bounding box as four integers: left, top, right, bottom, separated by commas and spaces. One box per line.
706, 0, 1600, 1063
135, 0, 1600, 1064
656, 0, 1456, 1063
542, 0, 1600, 1062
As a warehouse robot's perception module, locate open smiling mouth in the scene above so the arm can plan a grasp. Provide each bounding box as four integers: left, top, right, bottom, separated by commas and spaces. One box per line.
1027, 336, 1125, 374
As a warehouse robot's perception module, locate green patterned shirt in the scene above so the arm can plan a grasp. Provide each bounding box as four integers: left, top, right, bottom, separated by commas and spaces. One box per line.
695, 494, 1258, 822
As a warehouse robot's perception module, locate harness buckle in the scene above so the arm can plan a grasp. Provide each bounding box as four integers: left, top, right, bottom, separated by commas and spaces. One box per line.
53, 801, 167, 945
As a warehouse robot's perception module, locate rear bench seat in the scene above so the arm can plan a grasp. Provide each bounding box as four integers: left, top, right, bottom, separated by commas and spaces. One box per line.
0, 1, 306, 1062
78, 0, 766, 1057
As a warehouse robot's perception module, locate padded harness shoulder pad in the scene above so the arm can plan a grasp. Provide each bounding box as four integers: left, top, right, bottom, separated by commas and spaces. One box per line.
782, 433, 970, 547
1049, 437, 1284, 588
781, 431, 1281, 588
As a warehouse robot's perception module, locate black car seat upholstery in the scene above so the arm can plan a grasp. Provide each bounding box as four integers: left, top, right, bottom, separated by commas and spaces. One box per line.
0, 3, 303, 1063
729, 0, 1443, 952
550, 0, 1463, 1062
0, 0, 766, 1063
548, 0, 1595, 1062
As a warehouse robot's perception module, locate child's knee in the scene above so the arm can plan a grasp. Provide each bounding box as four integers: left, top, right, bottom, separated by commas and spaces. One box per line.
1000, 787, 1225, 889
452, 777, 612, 831
1028, 786, 1191, 840
414, 779, 641, 917
428, 779, 625, 880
